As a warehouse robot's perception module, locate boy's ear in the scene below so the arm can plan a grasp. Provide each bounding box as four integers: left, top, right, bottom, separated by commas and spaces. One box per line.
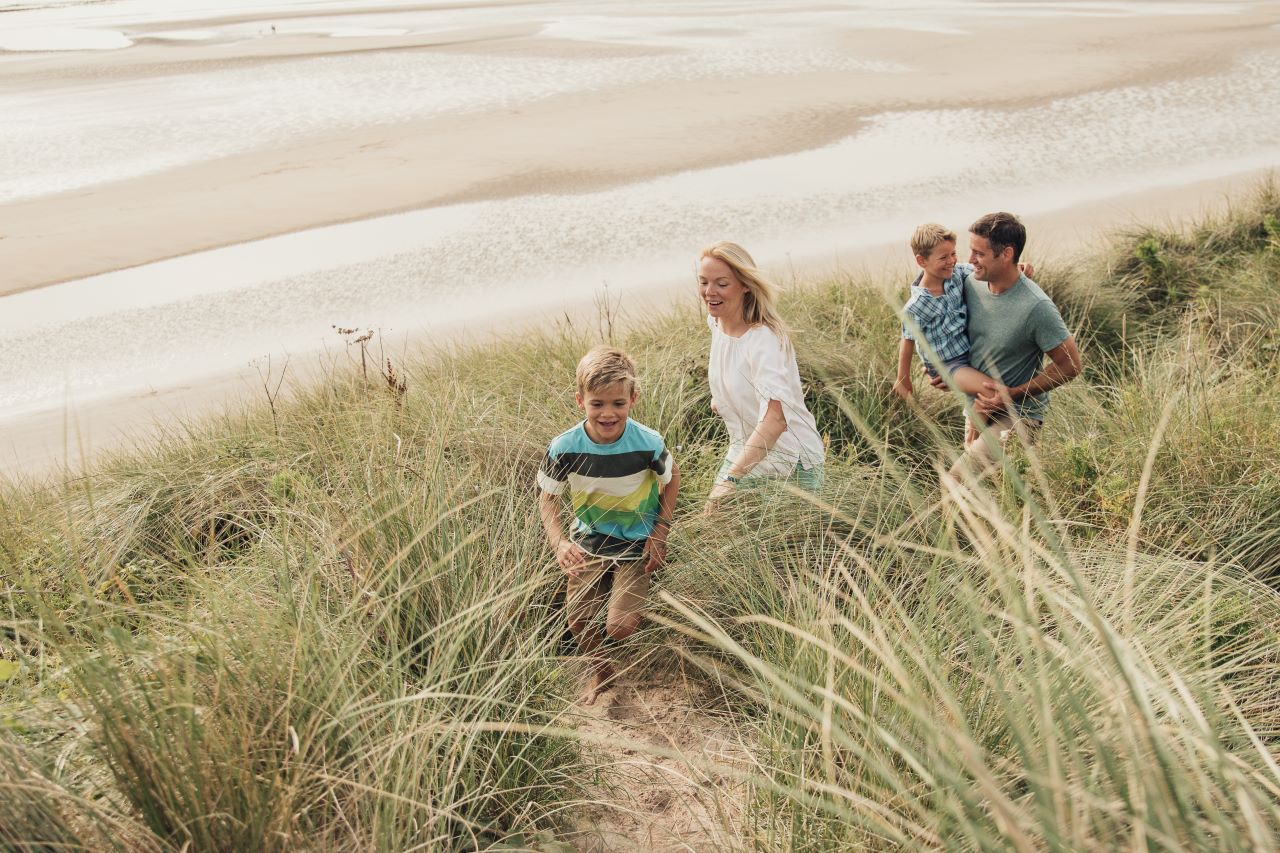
575, 391, 585, 410
914, 254, 928, 270
629, 389, 638, 405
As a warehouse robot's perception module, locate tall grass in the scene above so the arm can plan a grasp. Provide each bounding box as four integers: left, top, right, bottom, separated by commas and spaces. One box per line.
2, 181, 1279, 849
660, 470, 1280, 849
4, 387, 589, 849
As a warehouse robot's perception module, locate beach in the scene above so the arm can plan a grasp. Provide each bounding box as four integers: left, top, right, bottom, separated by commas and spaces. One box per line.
2, 0, 1279, 477
6, 5, 1280, 846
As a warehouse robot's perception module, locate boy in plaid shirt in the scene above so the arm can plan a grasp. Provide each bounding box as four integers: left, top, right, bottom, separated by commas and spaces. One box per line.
893, 223, 1024, 400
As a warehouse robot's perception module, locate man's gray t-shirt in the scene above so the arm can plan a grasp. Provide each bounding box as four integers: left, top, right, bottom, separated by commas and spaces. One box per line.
963, 273, 1071, 421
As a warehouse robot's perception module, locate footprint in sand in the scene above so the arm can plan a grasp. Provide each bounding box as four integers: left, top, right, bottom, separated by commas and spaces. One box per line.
605, 687, 644, 722
640, 788, 675, 813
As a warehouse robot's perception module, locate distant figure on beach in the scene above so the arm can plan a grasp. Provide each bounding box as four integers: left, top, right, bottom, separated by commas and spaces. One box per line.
698, 242, 825, 511
538, 346, 680, 705
925, 212, 1082, 480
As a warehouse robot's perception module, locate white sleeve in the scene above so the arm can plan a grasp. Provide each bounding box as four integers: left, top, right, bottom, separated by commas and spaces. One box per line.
747, 329, 797, 422
706, 316, 721, 411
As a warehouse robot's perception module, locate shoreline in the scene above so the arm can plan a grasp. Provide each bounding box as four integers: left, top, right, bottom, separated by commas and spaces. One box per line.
3, 166, 1272, 483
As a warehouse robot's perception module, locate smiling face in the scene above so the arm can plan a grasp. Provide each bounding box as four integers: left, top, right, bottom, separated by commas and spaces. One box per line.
916, 239, 958, 285
576, 380, 636, 444
968, 233, 1013, 283
698, 255, 749, 323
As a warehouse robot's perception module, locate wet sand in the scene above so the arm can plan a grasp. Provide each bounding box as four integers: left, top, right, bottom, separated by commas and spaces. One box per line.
4, 7, 1278, 294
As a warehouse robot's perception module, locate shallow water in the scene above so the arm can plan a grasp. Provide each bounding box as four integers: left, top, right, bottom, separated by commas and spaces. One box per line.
0, 2, 915, 203
0, 0, 1276, 420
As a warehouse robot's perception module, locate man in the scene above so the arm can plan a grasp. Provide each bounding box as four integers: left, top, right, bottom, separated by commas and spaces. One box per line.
931, 212, 1082, 480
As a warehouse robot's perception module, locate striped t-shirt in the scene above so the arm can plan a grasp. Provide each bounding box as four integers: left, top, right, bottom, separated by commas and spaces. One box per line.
537, 419, 674, 557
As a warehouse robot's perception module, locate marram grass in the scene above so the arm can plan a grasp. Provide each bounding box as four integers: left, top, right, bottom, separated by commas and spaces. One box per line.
2, 180, 1280, 850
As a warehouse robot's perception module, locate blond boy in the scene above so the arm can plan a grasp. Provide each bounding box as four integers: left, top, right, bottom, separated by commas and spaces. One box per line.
537, 346, 680, 705
894, 223, 995, 400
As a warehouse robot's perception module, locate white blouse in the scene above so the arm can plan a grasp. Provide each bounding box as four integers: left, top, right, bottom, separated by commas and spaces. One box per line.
707, 316, 825, 479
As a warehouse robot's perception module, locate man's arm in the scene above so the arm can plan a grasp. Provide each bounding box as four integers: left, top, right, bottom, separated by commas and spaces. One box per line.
974, 336, 1082, 416
539, 491, 585, 571
643, 461, 680, 575
894, 338, 916, 398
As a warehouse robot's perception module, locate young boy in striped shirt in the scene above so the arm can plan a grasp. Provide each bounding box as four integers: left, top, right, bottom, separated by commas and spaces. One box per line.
538, 346, 680, 705
893, 223, 1000, 401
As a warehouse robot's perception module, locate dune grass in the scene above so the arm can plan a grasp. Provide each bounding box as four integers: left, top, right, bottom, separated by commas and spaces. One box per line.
2, 181, 1280, 850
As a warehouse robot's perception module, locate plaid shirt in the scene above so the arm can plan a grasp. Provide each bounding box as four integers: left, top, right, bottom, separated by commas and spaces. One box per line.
901, 264, 972, 364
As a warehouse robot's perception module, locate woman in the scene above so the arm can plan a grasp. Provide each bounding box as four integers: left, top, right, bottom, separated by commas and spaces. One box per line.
699, 241, 825, 508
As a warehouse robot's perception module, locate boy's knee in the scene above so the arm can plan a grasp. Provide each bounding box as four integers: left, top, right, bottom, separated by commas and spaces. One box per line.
606, 615, 640, 641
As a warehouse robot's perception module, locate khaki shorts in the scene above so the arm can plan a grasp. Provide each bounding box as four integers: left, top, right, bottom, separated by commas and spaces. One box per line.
565, 555, 650, 631
947, 412, 1042, 482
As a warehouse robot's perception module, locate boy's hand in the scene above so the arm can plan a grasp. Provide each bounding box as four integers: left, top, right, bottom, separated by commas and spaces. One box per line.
554, 540, 587, 574
923, 364, 947, 391
892, 377, 913, 399
642, 532, 667, 576
1018, 261, 1036, 278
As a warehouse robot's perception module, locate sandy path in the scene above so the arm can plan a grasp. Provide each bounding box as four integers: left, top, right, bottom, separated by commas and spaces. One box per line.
565, 654, 752, 851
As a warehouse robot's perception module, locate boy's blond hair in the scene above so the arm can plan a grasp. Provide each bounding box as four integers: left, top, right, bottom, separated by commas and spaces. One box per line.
576, 346, 637, 395
910, 223, 957, 259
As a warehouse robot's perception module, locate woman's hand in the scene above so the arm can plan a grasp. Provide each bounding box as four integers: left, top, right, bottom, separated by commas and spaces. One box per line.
965, 419, 981, 446
703, 479, 736, 514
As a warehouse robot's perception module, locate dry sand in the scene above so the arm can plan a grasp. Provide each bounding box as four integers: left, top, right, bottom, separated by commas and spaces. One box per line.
564, 651, 753, 851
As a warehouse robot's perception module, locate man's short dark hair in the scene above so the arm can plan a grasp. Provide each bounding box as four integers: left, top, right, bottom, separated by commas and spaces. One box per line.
970, 212, 1026, 263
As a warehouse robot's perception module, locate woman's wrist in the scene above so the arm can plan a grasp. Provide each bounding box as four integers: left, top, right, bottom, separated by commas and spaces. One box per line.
726, 458, 756, 480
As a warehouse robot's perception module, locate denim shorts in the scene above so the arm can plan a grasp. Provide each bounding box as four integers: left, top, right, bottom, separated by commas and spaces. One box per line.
924, 353, 972, 378
717, 458, 825, 492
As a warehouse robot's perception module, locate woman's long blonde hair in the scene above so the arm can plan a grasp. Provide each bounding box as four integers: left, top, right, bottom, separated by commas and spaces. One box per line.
698, 241, 791, 347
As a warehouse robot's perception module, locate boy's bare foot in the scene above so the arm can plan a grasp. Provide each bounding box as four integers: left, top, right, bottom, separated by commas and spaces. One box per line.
579, 663, 616, 706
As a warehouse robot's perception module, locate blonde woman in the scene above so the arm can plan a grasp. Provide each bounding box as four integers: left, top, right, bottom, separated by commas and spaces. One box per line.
698, 242, 825, 510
